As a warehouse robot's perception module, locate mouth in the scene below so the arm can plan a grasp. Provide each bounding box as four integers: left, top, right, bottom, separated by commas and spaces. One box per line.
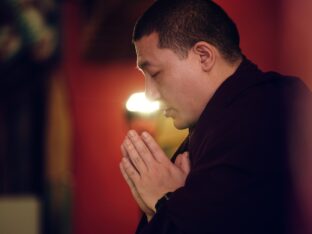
163, 107, 175, 117
159, 103, 175, 117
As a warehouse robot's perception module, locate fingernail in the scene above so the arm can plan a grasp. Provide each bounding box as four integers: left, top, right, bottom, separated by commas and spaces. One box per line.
141, 131, 148, 139
128, 130, 136, 137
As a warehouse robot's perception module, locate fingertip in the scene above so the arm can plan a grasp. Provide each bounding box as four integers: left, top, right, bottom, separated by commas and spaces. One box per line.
141, 131, 150, 139
181, 152, 191, 165
141, 131, 152, 147
174, 155, 181, 163
180, 151, 187, 158
128, 129, 137, 137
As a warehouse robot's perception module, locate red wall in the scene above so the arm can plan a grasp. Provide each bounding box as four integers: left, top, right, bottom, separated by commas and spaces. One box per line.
63, 3, 143, 234
278, 0, 312, 88
216, 0, 281, 71
279, 1, 312, 233
62, 1, 311, 234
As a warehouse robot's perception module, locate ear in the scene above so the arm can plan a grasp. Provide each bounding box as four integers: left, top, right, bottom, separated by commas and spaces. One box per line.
192, 42, 216, 72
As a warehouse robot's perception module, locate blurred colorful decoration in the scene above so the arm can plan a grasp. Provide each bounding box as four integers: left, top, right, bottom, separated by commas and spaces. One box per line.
78, 0, 153, 61
0, 0, 72, 234
45, 70, 73, 234
0, 0, 58, 63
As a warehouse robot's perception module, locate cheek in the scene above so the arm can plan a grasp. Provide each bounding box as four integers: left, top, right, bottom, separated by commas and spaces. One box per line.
178, 85, 205, 120
162, 69, 198, 106
177, 82, 196, 104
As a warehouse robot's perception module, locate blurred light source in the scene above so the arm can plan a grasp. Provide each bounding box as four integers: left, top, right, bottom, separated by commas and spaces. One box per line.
126, 92, 160, 114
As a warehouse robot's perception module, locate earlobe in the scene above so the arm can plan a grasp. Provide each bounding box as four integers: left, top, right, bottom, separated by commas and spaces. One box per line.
193, 42, 215, 72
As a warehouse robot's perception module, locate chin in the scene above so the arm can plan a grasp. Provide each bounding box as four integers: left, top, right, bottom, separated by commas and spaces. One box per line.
172, 119, 190, 130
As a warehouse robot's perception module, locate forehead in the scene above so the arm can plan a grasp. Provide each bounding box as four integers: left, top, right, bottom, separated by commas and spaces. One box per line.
134, 33, 160, 69
134, 33, 183, 70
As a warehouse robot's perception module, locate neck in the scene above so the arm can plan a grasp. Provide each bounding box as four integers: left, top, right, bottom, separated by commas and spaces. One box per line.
209, 56, 242, 93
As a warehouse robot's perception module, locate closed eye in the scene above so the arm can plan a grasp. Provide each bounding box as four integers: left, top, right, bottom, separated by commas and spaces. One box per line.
151, 71, 160, 78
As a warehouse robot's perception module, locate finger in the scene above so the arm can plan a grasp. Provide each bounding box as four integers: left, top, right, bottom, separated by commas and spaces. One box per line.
174, 152, 190, 172
127, 130, 154, 165
120, 161, 135, 188
174, 154, 182, 167
122, 141, 140, 174
179, 152, 191, 174
123, 137, 147, 173
121, 157, 141, 184
120, 162, 143, 201
120, 163, 154, 213
141, 131, 170, 163
120, 144, 129, 158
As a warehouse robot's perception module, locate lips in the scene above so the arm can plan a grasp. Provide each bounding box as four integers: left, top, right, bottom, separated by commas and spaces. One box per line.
159, 103, 175, 117
164, 108, 174, 117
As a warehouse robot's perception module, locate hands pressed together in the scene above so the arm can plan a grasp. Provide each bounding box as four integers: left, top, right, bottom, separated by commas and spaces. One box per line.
119, 130, 190, 221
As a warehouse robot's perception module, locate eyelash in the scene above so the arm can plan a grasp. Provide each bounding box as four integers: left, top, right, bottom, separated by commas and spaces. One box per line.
151, 72, 160, 78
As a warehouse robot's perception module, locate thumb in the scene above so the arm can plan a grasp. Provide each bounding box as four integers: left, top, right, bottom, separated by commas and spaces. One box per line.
178, 152, 191, 174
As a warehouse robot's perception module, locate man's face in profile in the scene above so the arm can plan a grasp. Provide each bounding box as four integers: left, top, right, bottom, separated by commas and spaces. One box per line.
134, 32, 210, 129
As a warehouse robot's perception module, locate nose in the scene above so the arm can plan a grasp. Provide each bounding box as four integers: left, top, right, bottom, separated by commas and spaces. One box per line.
145, 77, 160, 101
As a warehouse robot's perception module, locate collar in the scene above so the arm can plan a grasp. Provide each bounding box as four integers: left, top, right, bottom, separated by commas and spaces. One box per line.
188, 57, 266, 140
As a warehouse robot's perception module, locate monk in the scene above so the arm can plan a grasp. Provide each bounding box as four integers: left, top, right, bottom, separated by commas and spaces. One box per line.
119, 0, 311, 233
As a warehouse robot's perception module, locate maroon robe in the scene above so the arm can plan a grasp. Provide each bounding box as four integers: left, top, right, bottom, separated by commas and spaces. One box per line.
136, 58, 309, 234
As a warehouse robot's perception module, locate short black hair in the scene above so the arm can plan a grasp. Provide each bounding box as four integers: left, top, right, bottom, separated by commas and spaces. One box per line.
133, 0, 242, 62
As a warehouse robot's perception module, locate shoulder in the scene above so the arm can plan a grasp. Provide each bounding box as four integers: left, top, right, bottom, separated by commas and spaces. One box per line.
229, 71, 307, 109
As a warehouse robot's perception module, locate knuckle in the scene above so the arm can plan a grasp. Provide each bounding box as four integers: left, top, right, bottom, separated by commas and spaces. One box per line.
134, 156, 141, 164
130, 171, 136, 176
137, 144, 145, 152
127, 144, 134, 151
